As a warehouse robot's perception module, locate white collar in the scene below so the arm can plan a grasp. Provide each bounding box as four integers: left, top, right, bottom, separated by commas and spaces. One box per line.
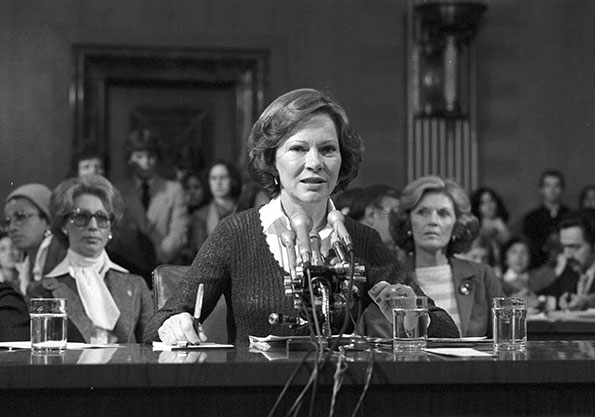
46, 249, 127, 278
259, 196, 335, 271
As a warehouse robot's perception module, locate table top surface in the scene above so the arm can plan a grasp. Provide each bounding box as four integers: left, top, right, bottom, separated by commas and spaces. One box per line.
1, 339, 595, 390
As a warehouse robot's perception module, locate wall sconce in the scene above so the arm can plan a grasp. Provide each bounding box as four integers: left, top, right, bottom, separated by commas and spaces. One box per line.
415, 2, 486, 118
407, 1, 487, 191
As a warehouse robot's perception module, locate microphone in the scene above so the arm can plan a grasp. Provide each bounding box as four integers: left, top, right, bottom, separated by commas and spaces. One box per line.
280, 229, 298, 279
309, 231, 323, 266
327, 210, 354, 254
290, 213, 313, 266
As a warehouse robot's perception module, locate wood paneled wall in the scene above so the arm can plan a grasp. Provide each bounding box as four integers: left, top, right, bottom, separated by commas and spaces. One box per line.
1, 1, 595, 226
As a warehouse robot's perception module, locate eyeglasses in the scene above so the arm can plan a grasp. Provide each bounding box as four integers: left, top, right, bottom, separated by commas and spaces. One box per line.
2, 212, 41, 228
68, 209, 113, 229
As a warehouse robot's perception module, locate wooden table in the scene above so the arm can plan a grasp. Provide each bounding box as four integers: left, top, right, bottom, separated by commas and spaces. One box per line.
1, 341, 595, 417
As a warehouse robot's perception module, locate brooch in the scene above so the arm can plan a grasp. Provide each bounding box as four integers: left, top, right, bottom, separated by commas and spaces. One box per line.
459, 282, 471, 296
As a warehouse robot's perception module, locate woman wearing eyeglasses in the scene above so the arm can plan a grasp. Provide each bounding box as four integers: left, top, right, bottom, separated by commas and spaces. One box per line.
3, 183, 67, 295
27, 175, 153, 343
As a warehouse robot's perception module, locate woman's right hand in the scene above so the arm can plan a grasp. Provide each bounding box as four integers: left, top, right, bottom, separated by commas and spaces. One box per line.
157, 312, 208, 345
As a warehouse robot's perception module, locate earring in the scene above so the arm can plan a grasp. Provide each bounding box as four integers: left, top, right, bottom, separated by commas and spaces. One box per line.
61, 228, 68, 236
274, 177, 279, 186
407, 230, 412, 237
108, 233, 113, 241
44, 229, 52, 238
451, 234, 457, 242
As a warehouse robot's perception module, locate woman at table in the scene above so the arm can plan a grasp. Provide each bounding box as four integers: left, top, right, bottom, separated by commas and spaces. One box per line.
144, 88, 459, 347
28, 175, 153, 343
390, 175, 504, 337
0, 282, 30, 341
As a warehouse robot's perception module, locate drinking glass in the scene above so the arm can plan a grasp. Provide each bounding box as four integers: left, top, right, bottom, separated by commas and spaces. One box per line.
30, 298, 67, 352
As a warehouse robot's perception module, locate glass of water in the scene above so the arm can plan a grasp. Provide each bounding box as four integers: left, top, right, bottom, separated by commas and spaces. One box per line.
392, 296, 429, 352
492, 297, 527, 352
30, 298, 67, 352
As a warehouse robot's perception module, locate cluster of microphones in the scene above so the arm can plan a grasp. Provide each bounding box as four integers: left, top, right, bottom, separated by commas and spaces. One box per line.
269, 210, 366, 337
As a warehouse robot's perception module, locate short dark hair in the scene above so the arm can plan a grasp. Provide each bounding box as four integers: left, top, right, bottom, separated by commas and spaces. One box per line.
70, 142, 106, 177
558, 211, 595, 246
50, 175, 125, 247
539, 169, 565, 189
390, 175, 479, 256
248, 88, 364, 198
124, 129, 162, 162
349, 184, 400, 222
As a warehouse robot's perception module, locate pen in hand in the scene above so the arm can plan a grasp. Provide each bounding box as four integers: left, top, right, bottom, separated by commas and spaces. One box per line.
176, 283, 205, 348
194, 283, 204, 333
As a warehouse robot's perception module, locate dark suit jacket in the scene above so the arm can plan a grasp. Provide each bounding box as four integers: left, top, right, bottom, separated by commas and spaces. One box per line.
539, 264, 595, 308
0, 283, 30, 341
28, 270, 154, 343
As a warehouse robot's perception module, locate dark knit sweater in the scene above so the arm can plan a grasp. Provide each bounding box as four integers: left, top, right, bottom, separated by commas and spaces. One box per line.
0, 283, 30, 342
143, 208, 459, 346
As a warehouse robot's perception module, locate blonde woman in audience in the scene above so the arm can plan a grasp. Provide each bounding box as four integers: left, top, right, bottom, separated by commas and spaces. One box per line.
390, 176, 504, 337
28, 175, 153, 343
3, 183, 67, 295
0, 231, 20, 292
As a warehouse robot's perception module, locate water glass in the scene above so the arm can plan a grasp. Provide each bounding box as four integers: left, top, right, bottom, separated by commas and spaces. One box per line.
30, 298, 67, 352
492, 297, 527, 351
392, 296, 429, 352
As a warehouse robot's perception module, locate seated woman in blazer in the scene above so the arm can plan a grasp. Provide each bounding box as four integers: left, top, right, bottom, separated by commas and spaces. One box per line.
28, 175, 153, 343
360, 176, 504, 338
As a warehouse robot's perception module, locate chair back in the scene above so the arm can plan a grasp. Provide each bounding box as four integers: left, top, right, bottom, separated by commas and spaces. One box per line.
152, 264, 228, 344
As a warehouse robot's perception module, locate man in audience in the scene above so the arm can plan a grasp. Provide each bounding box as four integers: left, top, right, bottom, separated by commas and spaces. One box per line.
539, 212, 595, 310
351, 184, 402, 259
523, 170, 571, 268
111, 129, 189, 284
69, 142, 106, 178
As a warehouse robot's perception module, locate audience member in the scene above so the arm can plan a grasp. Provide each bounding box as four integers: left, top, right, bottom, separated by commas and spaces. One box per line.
111, 129, 189, 281
192, 160, 242, 249
69, 142, 106, 178
331, 187, 364, 218
181, 170, 207, 213
28, 175, 153, 343
353, 184, 402, 259
579, 185, 595, 210
175, 170, 209, 264
144, 88, 459, 347
236, 177, 270, 213
456, 234, 501, 277
500, 237, 533, 296
0, 282, 30, 341
388, 175, 504, 337
538, 211, 595, 310
470, 187, 510, 266
3, 183, 67, 295
0, 231, 19, 292
523, 169, 571, 268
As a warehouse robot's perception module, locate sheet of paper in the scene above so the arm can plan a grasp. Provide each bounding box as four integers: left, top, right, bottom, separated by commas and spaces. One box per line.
152, 341, 234, 351
425, 348, 493, 357
0, 341, 122, 350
